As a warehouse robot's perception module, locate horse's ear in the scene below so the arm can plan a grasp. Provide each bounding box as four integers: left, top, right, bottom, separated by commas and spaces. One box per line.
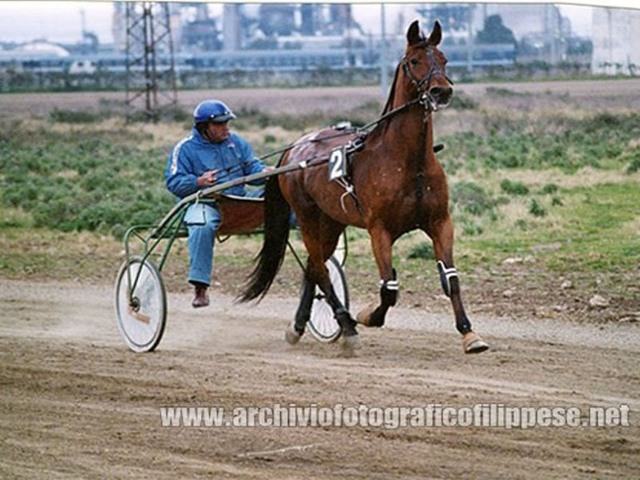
406, 20, 423, 45
427, 20, 443, 46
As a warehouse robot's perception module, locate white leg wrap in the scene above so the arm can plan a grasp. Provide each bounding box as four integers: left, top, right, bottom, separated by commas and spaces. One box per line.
379, 279, 399, 291
437, 260, 458, 297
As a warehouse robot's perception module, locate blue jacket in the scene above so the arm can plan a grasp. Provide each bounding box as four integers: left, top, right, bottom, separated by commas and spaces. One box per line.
165, 128, 266, 199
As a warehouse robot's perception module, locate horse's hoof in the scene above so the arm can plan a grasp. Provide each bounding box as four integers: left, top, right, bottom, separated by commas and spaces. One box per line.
462, 331, 489, 354
356, 306, 375, 326
357, 306, 385, 327
285, 326, 302, 345
340, 332, 361, 351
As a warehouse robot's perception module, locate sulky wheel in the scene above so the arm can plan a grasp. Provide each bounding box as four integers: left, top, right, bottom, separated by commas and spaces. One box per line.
308, 256, 348, 343
115, 256, 167, 353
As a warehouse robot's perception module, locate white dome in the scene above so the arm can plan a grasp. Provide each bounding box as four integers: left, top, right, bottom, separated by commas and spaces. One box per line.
15, 40, 70, 58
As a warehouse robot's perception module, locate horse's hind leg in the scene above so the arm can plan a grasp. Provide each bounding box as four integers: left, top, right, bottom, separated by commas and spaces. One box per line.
285, 269, 315, 345
428, 217, 489, 354
292, 217, 359, 347
307, 255, 360, 349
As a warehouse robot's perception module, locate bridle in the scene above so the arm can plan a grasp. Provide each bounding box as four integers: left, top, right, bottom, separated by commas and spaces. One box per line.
401, 43, 453, 112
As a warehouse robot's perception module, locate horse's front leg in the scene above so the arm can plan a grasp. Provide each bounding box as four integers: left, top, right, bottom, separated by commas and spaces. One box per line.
429, 216, 489, 354
356, 226, 397, 327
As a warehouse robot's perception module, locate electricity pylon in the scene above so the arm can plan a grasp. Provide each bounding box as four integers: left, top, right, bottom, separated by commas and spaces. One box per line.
125, 2, 177, 122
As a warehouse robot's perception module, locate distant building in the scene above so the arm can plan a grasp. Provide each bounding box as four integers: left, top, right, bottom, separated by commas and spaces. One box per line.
474, 4, 566, 39
591, 8, 640, 75
478, 4, 572, 64
418, 3, 574, 64
1, 40, 70, 59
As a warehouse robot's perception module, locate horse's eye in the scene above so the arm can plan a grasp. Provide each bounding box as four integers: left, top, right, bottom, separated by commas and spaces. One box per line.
410, 58, 419, 66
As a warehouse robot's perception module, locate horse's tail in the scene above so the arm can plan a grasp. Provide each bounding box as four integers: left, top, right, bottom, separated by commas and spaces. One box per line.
238, 175, 291, 303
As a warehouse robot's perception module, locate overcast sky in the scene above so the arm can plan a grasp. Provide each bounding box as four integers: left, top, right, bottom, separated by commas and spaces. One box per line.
0, 1, 621, 45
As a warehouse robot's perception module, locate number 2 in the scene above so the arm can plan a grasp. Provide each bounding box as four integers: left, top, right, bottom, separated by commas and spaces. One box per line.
329, 147, 347, 181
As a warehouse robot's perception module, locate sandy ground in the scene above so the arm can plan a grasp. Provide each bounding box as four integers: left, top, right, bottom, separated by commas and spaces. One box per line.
1, 277, 638, 479
1, 78, 639, 478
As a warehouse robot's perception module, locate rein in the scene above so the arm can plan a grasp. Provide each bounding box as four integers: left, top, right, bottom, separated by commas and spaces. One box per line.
215, 45, 445, 180
254, 97, 422, 165
255, 48, 445, 166
233, 96, 424, 178
358, 97, 423, 133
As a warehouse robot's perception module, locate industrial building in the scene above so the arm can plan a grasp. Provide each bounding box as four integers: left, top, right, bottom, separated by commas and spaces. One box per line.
1, 2, 635, 83
111, 3, 364, 53
591, 7, 640, 75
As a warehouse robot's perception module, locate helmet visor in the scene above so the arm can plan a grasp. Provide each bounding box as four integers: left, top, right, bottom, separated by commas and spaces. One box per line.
210, 110, 236, 123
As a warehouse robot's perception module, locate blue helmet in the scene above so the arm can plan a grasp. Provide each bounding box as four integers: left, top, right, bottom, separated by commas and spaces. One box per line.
193, 100, 237, 124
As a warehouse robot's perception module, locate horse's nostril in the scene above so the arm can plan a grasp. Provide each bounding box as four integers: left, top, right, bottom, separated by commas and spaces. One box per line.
431, 87, 451, 96
430, 87, 453, 103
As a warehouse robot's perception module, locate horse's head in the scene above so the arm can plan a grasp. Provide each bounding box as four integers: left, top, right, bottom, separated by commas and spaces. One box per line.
402, 20, 453, 111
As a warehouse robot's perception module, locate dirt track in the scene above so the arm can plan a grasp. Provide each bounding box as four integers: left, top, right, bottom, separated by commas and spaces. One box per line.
2, 77, 640, 478
1, 278, 638, 479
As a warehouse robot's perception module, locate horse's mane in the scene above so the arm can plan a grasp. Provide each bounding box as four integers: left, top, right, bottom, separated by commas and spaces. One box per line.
381, 62, 402, 116
366, 61, 403, 140
373, 36, 432, 136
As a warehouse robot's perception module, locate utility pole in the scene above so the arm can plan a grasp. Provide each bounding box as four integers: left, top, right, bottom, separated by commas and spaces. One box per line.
125, 2, 177, 122
380, 3, 388, 98
467, 5, 474, 75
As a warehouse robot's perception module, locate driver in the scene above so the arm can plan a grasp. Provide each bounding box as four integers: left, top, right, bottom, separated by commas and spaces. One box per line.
165, 99, 270, 308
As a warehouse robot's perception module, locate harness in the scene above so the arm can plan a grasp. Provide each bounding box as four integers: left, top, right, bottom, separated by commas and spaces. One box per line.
207, 43, 451, 216
400, 42, 455, 226
328, 42, 451, 215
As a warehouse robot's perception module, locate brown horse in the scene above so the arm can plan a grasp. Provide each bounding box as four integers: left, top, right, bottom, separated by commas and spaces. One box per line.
241, 20, 489, 354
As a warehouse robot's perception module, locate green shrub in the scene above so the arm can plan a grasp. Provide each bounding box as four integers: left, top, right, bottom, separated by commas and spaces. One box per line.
551, 196, 563, 206
443, 112, 640, 173
485, 87, 531, 98
450, 181, 495, 217
0, 122, 174, 237
626, 155, 640, 174
541, 183, 559, 194
407, 242, 434, 260
461, 218, 484, 236
450, 92, 478, 110
50, 108, 99, 123
529, 199, 547, 217
500, 179, 530, 196
515, 219, 527, 230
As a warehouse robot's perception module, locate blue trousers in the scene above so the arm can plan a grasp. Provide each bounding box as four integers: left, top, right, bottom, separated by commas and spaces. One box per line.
184, 190, 264, 286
